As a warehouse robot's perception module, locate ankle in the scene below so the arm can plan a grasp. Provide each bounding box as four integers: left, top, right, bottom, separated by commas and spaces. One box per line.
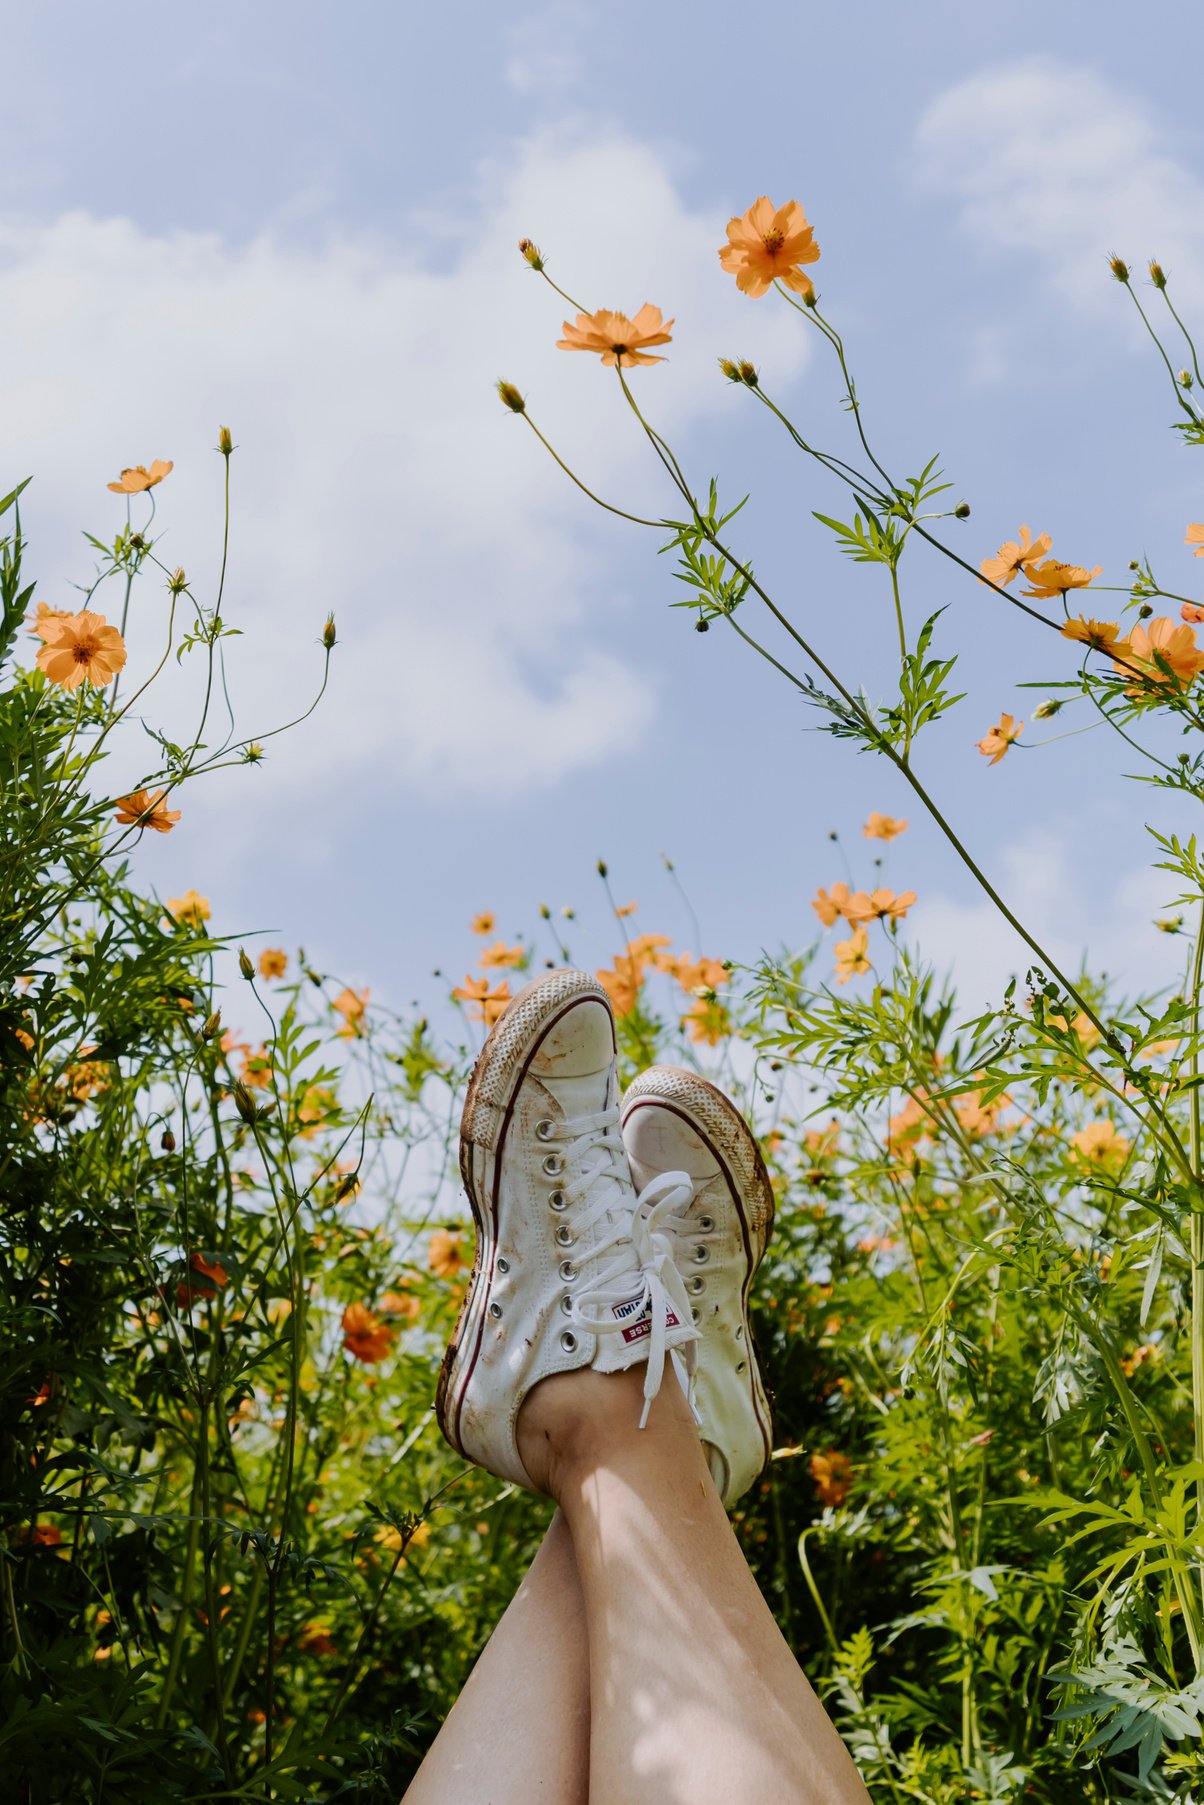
516, 1364, 699, 1496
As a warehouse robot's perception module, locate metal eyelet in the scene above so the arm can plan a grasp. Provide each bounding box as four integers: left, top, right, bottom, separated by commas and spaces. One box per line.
542, 1152, 564, 1177
489, 1301, 503, 1319
735, 1360, 746, 1374
698, 1215, 715, 1232
734, 1324, 744, 1341
690, 1307, 700, 1325
560, 1330, 578, 1352
688, 1275, 705, 1295
496, 1256, 510, 1274
560, 1295, 574, 1316
554, 1223, 574, 1248
692, 1244, 710, 1265
559, 1260, 577, 1282
548, 1189, 567, 1212
535, 1119, 555, 1142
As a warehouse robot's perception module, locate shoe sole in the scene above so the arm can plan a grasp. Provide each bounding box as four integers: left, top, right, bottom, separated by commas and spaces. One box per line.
436, 968, 615, 1461
621, 1066, 775, 1493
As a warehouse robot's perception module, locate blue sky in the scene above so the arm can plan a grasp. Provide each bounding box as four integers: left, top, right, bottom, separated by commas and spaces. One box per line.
7, 1, 1204, 1018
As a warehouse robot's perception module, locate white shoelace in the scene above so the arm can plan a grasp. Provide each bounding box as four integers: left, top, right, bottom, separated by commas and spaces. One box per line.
540, 1107, 701, 1427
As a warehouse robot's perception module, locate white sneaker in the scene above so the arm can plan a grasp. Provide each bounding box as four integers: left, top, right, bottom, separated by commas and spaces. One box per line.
437, 970, 700, 1489
621, 1066, 775, 1505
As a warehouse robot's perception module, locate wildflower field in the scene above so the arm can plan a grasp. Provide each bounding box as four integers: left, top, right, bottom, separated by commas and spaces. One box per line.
8, 198, 1204, 1804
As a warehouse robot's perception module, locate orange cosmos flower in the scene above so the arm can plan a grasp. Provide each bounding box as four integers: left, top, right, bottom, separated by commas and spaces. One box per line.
976, 714, 1023, 765
452, 974, 513, 1024
258, 948, 287, 979
666, 953, 728, 994
342, 1302, 395, 1364
979, 524, 1052, 588
379, 1287, 422, 1323
35, 611, 127, 690
113, 787, 181, 834
332, 986, 369, 1037
1186, 523, 1204, 557
177, 1250, 228, 1307
833, 926, 871, 984
557, 304, 674, 368
843, 888, 916, 925
1116, 616, 1204, 691
863, 812, 907, 841
1020, 558, 1101, 600
615, 900, 638, 917
1070, 1120, 1130, 1165
166, 890, 211, 925
239, 1046, 272, 1090
428, 1230, 465, 1280
809, 1449, 852, 1507
718, 197, 820, 299
27, 602, 72, 642
107, 459, 173, 494
1061, 617, 1128, 652
811, 882, 851, 927
1182, 602, 1204, 624
478, 940, 525, 970
471, 911, 496, 935
682, 996, 731, 1046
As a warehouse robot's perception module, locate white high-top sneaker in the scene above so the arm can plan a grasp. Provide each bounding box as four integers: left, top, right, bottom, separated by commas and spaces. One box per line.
621, 1066, 775, 1506
437, 969, 700, 1490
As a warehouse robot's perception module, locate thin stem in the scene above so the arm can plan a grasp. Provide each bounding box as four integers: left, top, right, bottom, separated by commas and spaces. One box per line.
1189, 898, 1204, 1617
520, 415, 667, 528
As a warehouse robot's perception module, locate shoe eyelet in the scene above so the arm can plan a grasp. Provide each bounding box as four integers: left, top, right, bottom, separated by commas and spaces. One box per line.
560, 1294, 574, 1316
554, 1224, 574, 1248
496, 1256, 510, 1274
690, 1307, 700, 1325
692, 1244, 710, 1265
735, 1359, 746, 1374
734, 1323, 743, 1341
559, 1260, 577, 1282
548, 1189, 567, 1212
535, 1119, 555, 1142
489, 1301, 503, 1320
542, 1152, 564, 1177
560, 1329, 578, 1352
688, 1275, 705, 1295
697, 1215, 715, 1232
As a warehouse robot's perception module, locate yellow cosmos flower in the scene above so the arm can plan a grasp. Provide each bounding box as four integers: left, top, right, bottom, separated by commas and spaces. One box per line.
557, 304, 674, 367
107, 459, 173, 494
718, 197, 820, 299
976, 714, 1023, 765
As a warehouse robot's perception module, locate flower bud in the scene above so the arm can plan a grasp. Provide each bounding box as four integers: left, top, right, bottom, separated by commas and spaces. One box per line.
168, 566, 188, 595
160, 1128, 177, 1153
496, 380, 526, 413
596, 860, 608, 878
238, 947, 254, 981
539, 903, 551, 920
244, 742, 265, 763
1149, 260, 1167, 289
954, 501, 971, 519
803, 288, 819, 308
719, 358, 741, 381
1138, 603, 1153, 618
1180, 369, 1195, 389
1032, 699, 1063, 719
695, 618, 709, 633
334, 1171, 360, 1203
233, 1080, 258, 1124
202, 1010, 222, 1041
322, 614, 337, 650
737, 360, 759, 387
1128, 559, 1140, 570
218, 426, 234, 456
517, 238, 544, 271
1109, 255, 1130, 283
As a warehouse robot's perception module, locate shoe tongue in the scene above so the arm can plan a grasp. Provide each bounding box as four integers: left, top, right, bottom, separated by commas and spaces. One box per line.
543, 1070, 609, 1118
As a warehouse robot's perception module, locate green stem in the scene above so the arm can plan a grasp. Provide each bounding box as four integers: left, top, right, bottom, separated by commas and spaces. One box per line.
1189, 899, 1204, 1618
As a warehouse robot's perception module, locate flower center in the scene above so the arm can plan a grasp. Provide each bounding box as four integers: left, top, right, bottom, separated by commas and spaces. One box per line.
762, 229, 785, 255
72, 638, 98, 665
612, 342, 629, 356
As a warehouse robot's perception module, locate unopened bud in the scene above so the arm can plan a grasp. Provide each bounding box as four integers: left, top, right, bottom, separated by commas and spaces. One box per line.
1149, 260, 1167, 289
168, 566, 187, 594
737, 360, 758, 387
719, 358, 741, 381
517, 238, 544, 271
803, 287, 819, 308
218, 426, 234, 456
561, 906, 575, 920
322, 613, 337, 650
160, 1128, 177, 1153
232, 1080, 258, 1124
954, 501, 971, 519
496, 379, 526, 413
1180, 369, 1194, 389
334, 1171, 361, 1203
1109, 255, 1130, 283
238, 947, 254, 981
695, 618, 709, 633
1032, 699, 1063, 719
202, 1010, 222, 1041
596, 860, 608, 878
1129, 559, 1140, 570
129, 534, 145, 550
244, 742, 265, 763
539, 902, 551, 919
1139, 603, 1153, 619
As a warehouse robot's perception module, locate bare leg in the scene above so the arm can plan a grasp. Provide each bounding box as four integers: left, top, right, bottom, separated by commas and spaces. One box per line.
518, 1366, 872, 1805
401, 1509, 589, 1805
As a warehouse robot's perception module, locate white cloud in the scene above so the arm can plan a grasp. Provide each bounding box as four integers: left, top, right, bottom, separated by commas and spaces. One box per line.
0, 122, 809, 808
503, 2, 586, 95
916, 57, 1204, 317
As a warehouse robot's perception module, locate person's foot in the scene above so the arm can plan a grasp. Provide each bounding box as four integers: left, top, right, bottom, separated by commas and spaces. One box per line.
620, 1066, 775, 1504
437, 969, 700, 1490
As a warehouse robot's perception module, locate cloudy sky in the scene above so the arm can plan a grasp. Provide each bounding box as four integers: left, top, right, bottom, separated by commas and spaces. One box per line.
7, 0, 1204, 1017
